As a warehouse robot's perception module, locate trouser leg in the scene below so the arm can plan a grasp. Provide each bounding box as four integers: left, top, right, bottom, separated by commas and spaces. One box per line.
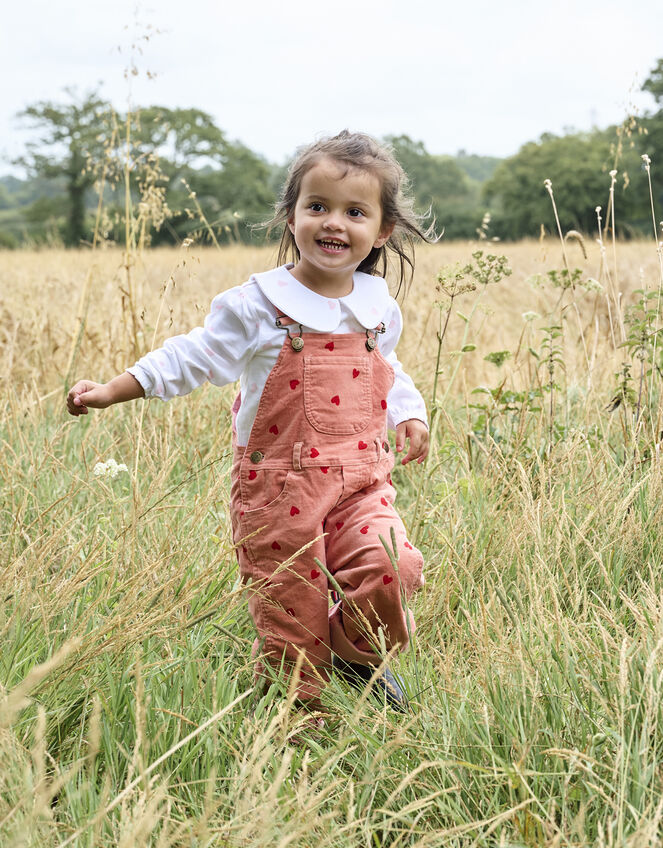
237, 538, 331, 702
231, 463, 340, 703
325, 474, 424, 665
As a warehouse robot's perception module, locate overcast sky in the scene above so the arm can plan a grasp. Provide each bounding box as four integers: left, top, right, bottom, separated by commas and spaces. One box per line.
2, 0, 662, 175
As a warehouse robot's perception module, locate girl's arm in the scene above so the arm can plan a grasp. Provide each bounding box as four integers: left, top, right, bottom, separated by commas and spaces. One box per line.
379, 300, 429, 464
67, 372, 144, 416
67, 284, 261, 417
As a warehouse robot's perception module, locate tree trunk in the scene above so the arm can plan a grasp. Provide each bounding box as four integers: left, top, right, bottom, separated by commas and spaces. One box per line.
65, 148, 88, 246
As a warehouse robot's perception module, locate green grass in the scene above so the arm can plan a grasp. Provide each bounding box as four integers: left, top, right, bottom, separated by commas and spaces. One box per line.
3, 360, 663, 846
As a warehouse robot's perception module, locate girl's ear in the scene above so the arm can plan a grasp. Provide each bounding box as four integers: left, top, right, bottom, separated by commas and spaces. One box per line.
373, 222, 395, 249
287, 214, 296, 235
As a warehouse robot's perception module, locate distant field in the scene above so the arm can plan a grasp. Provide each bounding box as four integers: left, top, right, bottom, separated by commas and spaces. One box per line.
1, 240, 659, 395
3, 240, 663, 846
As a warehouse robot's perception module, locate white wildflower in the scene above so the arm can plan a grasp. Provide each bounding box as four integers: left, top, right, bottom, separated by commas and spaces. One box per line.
93, 459, 129, 479
522, 311, 540, 322
584, 278, 604, 293
642, 153, 651, 168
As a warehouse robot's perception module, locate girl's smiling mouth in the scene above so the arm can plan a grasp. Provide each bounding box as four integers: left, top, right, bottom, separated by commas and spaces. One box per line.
317, 238, 348, 252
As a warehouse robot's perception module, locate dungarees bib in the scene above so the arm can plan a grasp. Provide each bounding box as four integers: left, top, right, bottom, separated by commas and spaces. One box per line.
230, 317, 424, 702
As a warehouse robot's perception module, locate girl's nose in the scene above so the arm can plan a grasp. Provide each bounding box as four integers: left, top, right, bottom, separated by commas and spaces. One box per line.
323, 212, 344, 231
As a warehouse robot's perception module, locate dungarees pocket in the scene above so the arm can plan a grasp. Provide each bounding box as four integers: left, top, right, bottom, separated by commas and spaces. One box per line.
240, 468, 293, 514
303, 355, 372, 435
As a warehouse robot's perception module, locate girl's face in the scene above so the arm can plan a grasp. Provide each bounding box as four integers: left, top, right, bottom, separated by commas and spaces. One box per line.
287, 157, 394, 297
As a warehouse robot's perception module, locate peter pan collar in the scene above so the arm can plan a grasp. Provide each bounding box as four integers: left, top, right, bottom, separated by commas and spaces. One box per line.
251, 264, 391, 331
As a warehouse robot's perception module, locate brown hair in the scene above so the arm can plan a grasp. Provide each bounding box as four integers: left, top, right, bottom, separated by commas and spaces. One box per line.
266, 130, 436, 296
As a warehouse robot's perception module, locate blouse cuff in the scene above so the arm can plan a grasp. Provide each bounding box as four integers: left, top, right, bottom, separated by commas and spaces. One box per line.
126, 365, 165, 401
387, 405, 429, 431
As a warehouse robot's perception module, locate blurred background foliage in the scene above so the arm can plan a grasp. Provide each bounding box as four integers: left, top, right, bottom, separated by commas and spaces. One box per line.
2, 58, 663, 248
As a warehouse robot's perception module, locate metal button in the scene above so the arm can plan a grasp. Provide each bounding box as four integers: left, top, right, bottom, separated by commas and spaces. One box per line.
382, 441, 390, 453
291, 337, 304, 352
365, 337, 376, 351
250, 450, 264, 464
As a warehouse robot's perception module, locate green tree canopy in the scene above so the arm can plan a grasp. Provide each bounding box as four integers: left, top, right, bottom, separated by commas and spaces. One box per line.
15, 88, 114, 245
388, 134, 481, 238
643, 59, 663, 105
13, 92, 278, 246
640, 59, 663, 216
131, 106, 227, 176
161, 141, 276, 245
483, 130, 648, 239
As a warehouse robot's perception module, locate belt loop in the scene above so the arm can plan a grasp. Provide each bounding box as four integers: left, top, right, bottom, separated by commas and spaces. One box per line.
292, 442, 303, 471
374, 437, 381, 459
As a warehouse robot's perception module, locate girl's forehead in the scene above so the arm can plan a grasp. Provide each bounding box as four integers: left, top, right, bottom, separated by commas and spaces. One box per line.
299, 157, 382, 202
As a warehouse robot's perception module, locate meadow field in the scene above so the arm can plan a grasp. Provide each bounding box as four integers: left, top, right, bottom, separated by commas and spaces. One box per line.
3, 238, 663, 846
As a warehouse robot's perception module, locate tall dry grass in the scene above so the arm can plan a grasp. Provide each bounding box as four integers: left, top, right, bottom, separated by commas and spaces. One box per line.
3, 237, 663, 846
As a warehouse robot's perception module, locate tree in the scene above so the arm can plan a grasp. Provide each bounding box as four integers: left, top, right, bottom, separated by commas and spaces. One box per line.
16, 88, 114, 245
387, 135, 482, 238
111, 107, 275, 245
131, 106, 227, 178
182, 142, 275, 242
640, 59, 663, 216
642, 59, 663, 105
483, 131, 648, 239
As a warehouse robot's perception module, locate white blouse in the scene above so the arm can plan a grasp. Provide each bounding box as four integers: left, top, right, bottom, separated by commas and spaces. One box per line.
128, 265, 427, 446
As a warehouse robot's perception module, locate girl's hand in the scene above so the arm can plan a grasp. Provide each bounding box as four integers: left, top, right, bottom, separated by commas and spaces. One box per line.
67, 373, 144, 416
67, 381, 114, 415
395, 419, 429, 465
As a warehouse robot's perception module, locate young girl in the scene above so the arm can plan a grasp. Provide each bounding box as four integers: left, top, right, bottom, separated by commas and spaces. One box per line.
67, 131, 430, 711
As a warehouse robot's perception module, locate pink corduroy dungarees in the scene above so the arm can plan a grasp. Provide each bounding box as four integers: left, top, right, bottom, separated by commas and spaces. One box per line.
230, 316, 424, 702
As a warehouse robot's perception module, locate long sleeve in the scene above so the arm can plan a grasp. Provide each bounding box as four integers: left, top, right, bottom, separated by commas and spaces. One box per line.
127, 286, 260, 400
385, 350, 428, 429
378, 299, 428, 430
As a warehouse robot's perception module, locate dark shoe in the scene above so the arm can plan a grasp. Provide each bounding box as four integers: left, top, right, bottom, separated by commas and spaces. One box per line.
332, 656, 409, 712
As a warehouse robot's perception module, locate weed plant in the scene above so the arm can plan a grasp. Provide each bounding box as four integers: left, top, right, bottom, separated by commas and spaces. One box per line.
2, 143, 663, 846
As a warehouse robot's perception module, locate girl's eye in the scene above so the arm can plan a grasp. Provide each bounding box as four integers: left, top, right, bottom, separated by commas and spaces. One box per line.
309, 202, 325, 212
347, 208, 365, 218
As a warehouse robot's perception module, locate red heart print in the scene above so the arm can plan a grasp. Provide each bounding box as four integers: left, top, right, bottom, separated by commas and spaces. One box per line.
286, 608, 296, 617
331, 395, 340, 405
269, 424, 279, 435
353, 369, 360, 378
239, 510, 245, 516
358, 441, 367, 450
242, 545, 247, 554
360, 525, 369, 534
290, 506, 300, 516
381, 399, 387, 410
272, 541, 281, 550
321, 466, 329, 474
314, 638, 321, 646
248, 470, 257, 480
310, 568, 321, 579
325, 341, 335, 351
383, 574, 394, 585
290, 379, 300, 390
404, 541, 413, 550
335, 521, 344, 531
381, 497, 388, 506
310, 447, 320, 458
